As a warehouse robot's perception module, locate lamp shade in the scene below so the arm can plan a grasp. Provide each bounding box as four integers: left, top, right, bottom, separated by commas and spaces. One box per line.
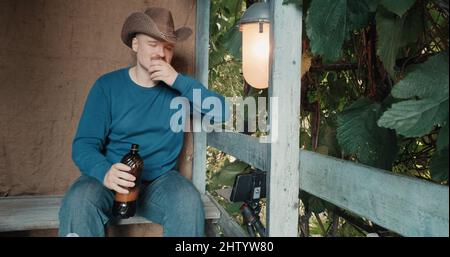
241, 22, 270, 89
239, 1, 270, 89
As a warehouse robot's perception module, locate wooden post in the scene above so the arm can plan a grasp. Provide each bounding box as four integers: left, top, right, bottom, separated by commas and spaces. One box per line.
192, 0, 210, 194
266, 0, 302, 236
177, 117, 194, 180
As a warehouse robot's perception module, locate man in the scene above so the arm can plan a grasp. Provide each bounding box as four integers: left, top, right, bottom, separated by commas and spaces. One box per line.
59, 7, 229, 237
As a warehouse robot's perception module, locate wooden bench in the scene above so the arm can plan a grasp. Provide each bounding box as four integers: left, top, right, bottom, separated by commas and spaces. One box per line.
0, 194, 220, 233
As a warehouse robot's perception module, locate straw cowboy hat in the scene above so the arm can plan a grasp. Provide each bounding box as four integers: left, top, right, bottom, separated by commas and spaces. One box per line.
121, 7, 192, 48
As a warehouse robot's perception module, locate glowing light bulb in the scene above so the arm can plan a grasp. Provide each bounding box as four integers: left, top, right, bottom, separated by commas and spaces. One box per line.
242, 22, 270, 89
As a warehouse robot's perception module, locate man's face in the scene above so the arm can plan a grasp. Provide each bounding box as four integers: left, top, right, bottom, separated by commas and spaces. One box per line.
132, 34, 175, 71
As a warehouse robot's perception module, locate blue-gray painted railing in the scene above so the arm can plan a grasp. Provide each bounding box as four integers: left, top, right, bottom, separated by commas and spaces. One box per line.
207, 132, 449, 237
193, 0, 210, 194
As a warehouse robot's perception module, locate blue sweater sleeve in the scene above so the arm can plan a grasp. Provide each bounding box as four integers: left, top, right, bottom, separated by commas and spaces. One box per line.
72, 80, 112, 183
171, 74, 231, 123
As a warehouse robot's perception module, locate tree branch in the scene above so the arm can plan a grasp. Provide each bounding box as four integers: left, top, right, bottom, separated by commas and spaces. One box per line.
313, 212, 327, 236
309, 63, 358, 72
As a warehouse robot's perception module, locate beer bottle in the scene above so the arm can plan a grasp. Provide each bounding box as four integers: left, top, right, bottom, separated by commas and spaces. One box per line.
112, 144, 144, 218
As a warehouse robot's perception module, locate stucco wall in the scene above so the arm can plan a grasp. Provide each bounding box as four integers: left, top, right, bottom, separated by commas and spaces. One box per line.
0, 0, 196, 197
0, 0, 197, 237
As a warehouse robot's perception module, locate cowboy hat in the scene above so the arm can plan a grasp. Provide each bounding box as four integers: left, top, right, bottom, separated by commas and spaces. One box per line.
121, 7, 192, 48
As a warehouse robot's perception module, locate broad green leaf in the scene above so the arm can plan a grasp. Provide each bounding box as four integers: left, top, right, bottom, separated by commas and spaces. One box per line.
214, 159, 249, 187
378, 99, 448, 137
347, 0, 378, 28
306, 0, 375, 61
223, 24, 242, 59
391, 53, 450, 99
437, 121, 449, 151
337, 97, 398, 169
210, 47, 227, 67
379, 0, 416, 17
306, 0, 346, 61
430, 148, 449, 183
378, 53, 449, 137
223, 0, 240, 15
376, 6, 423, 77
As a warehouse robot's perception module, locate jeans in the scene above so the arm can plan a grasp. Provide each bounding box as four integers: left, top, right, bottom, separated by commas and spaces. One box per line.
58, 170, 205, 237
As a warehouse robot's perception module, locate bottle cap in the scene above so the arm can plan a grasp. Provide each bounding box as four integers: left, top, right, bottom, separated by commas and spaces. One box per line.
131, 144, 139, 151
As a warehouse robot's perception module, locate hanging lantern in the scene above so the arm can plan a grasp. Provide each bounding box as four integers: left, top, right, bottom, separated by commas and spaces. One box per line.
239, 1, 270, 89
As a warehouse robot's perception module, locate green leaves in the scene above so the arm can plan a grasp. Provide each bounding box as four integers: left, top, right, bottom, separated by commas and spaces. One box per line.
211, 159, 250, 187
377, 52, 449, 183
377, 100, 448, 137
209, 0, 245, 62
378, 52, 449, 137
306, 0, 347, 61
305, 0, 422, 77
437, 122, 449, 151
222, 23, 242, 60
337, 97, 398, 169
306, 0, 376, 61
222, 0, 241, 15
376, 5, 423, 77
379, 0, 416, 17
430, 148, 449, 182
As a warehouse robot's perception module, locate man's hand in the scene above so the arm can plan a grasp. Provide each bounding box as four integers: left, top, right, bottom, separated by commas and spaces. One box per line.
103, 163, 136, 194
147, 59, 178, 86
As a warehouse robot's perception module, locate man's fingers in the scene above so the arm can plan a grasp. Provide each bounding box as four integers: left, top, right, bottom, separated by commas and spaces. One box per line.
150, 71, 163, 80
150, 59, 166, 66
114, 177, 135, 188
149, 61, 165, 68
116, 170, 136, 181
113, 163, 131, 172
114, 175, 135, 187
113, 184, 129, 194
148, 61, 166, 71
147, 65, 163, 74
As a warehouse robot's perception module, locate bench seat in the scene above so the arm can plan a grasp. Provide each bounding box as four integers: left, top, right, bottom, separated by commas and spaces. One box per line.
0, 194, 220, 232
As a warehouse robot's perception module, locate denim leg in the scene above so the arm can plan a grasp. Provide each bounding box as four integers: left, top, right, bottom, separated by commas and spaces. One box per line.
58, 175, 114, 237
137, 170, 205, 237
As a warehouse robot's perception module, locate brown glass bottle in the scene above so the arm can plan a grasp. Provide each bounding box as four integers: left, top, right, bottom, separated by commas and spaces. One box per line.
112, 144, 144, 219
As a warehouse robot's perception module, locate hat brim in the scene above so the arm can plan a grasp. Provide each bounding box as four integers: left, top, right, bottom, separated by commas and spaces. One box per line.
174, 27, 193, 42
121, 12, 192, 48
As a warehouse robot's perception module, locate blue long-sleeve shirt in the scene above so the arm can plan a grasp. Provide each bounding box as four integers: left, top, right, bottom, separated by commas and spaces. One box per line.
72, 67, 230, 183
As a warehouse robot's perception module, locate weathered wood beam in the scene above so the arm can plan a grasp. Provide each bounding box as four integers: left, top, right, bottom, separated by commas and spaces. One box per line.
266, 0, 302, 237
299, 150, 449, 237
207, 132, 270, 171
0, 194, 220, 232
193, 0, 211, 193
